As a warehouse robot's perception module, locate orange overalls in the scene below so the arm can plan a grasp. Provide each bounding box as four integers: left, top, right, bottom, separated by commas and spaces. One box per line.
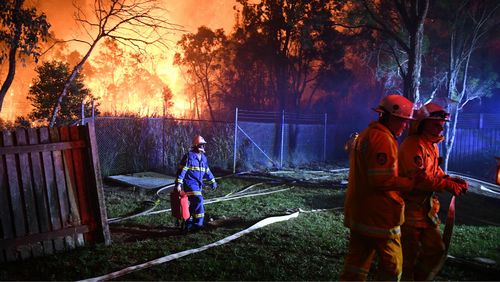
399, 132, 448, 281
341, 121, 414, 281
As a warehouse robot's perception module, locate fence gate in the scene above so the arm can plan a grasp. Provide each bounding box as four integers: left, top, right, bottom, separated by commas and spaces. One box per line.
233, 108, 328, 172
0, 122, 110, 262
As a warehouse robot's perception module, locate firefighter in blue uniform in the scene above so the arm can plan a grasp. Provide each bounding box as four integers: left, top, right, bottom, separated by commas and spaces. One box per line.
175, 135, 217, 231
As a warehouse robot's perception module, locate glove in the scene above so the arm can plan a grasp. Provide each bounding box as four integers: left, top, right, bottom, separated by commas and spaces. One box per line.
444, 178, 468, 196
449, 176, 467, 186
176, 184, 182, 192
211, 181, 217, 191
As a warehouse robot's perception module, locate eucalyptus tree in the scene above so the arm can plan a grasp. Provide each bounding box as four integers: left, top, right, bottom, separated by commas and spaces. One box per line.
429, 0, 500, 171
174, 26, 227, 121
0, 0, 50, 111
231, 0, 347, 112
48, 0, 180, 127
336, 0, 430, 102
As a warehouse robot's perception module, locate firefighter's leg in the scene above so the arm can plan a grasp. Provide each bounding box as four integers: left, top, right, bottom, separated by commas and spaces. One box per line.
375, 235, 403, 281
401, 225, 422, 281
186, 195, 197, 230
191, 195, 205, 228
414, 227, 446, 281
340, 231, 376, 281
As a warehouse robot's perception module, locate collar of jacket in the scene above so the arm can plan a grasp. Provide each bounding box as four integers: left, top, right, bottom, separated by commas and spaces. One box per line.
369, 121, 397, 139
421, 131, 445, 144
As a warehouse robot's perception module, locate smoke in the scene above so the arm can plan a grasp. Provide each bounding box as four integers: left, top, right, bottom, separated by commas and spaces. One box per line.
1, 0, 236, 121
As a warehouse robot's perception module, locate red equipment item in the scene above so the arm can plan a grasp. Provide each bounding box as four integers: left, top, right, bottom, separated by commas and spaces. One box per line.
170, 190, 190, 220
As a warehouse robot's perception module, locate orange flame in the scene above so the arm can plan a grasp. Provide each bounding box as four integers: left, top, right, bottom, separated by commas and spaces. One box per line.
1, 0, 235, 121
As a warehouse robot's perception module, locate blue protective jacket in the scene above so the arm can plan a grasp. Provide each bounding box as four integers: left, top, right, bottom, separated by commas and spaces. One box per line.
175, 151, 216, 192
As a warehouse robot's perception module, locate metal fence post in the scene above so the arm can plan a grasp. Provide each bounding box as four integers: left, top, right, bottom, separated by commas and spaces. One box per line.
81, 100, 85, 125
233, 108, 238, 173
323, 113, 327, 161
280, 110, 284, 168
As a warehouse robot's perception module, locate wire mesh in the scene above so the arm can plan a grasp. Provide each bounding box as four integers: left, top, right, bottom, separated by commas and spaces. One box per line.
93, 112, 499, 182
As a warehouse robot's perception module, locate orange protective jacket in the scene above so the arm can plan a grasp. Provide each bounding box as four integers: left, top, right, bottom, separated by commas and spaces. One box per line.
399, 129, 448, 228
344, 121, 414, 239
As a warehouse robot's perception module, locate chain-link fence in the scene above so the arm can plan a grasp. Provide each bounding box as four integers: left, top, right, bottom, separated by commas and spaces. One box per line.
95, 117, 234, 177
94, 110, 343, 177
233, 109, 330, 171
93, 111, 499, 182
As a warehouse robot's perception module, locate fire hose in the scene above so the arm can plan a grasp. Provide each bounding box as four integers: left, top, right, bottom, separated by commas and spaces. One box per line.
79, 211, 301, 282
108, 181, 290, 224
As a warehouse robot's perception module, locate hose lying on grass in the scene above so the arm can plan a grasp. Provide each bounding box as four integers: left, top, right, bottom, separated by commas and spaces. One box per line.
108, 173, 239, 223
79, 211, 301, 282
108, 169, 349, 224
108, 181, 289, 223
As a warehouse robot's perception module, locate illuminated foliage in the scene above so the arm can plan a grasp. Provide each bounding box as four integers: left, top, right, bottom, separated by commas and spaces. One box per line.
336, 0, 430, 102
175, 26, 227, 121
27, 61, 98, 125
49, 0, 179, 127
229, 0, 350, 111
0, 0, 50, 111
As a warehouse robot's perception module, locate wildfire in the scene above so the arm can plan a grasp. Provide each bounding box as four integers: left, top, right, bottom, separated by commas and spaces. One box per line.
0, 0, 235, 121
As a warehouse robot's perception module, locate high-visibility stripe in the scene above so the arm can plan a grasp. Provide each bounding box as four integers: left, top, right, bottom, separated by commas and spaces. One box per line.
208, 178, 216, 183
193, 213, 204, 218
367, 167, 395, 175
176, 179, 183, 184
351, 222, 401, 236
186, 166, 209, 172
186, 191, 202, 196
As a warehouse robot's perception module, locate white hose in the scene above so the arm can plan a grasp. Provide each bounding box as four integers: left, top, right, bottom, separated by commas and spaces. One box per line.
79, 211, 300, 282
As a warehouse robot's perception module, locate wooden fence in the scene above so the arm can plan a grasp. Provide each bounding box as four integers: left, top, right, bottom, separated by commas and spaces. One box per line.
0, 122, 110, 262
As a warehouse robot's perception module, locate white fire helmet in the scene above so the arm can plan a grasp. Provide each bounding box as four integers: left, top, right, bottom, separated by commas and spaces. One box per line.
416, 102, 450, 121
373, 94, 416, 120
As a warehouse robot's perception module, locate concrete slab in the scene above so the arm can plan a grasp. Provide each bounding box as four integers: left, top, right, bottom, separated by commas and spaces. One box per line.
107, 172, 176, 189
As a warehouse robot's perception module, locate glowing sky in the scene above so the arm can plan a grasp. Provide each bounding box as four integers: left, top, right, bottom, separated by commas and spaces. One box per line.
1, 0, 236, 120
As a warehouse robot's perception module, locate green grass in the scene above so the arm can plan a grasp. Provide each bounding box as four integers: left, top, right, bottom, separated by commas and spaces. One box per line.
1, 174, 499, 281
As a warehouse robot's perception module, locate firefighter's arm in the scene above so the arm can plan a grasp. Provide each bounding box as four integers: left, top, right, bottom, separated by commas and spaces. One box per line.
202, 157, 217, 190
204, 167, 217, 190
175, 154, 189, 190
437, 158, 468, 194
398, 143, 447, 192
367, 134, 413, 192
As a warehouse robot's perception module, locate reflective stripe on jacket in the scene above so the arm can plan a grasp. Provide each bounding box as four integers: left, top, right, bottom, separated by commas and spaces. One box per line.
399, 132, 447, 227
344, 121, 413, 239
176, 151, 215, 191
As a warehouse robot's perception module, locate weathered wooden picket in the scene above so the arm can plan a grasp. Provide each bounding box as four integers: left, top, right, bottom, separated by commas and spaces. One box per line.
0, 122, 110, 262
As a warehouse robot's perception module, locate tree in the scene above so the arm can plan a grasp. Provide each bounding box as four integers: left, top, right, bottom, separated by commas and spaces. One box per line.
27, 61, 98, 125
432, 0, 500, 171
49, 0, 179, 127
337, 0, 429, 102
162, 85, 174, 116
0, 0, 50, 111
229, 0, 349, 112
174, 26, 226, 121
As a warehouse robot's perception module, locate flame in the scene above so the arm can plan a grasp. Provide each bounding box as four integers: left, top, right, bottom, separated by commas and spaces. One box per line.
1, 0, 235, 121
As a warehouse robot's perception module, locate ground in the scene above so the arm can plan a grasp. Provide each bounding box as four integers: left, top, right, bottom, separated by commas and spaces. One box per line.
1, 166, 499, 280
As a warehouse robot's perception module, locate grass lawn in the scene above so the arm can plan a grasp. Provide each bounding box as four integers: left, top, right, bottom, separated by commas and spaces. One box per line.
1, 172, 499, 280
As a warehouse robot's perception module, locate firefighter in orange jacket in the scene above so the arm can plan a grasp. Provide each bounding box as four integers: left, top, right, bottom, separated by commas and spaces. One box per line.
341, 94, 423, 281
399, 103, 468, 281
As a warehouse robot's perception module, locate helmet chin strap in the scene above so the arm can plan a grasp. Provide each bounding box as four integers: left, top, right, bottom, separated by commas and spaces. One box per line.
194, 146, 205, 153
